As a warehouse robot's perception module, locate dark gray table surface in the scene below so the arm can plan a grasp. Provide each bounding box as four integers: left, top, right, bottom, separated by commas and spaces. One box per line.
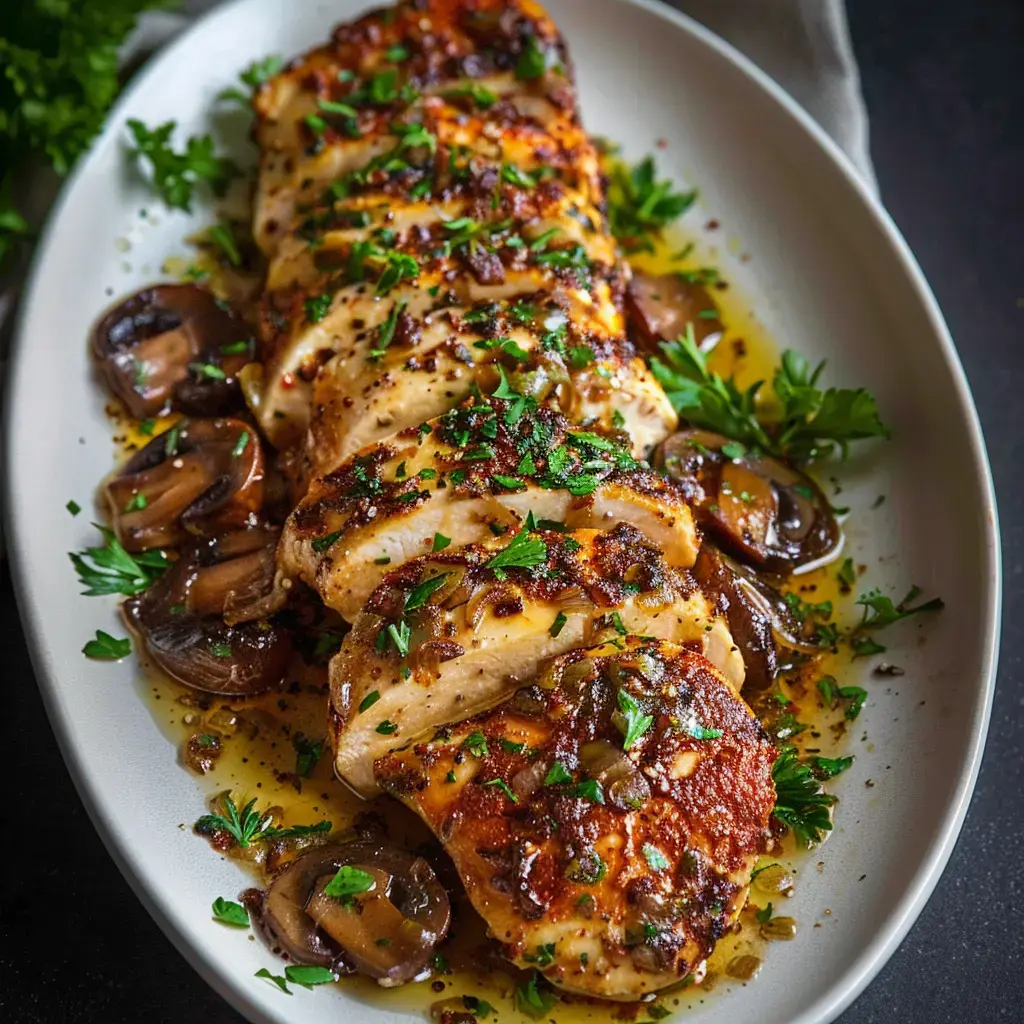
2, 0, 1022, 1021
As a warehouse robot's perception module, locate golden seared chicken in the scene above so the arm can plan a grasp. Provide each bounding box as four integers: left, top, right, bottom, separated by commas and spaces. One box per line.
329, 524, 742, 796
278, 393, 698, 621
248, 0, 674, 467
251, 0, 776, 1002
375, 638, 776, 999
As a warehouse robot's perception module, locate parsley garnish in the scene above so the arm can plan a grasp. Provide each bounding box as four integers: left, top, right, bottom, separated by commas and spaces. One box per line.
126, 119, 237, 212
771, 747, 836, 847
549, 611, 568, 638
616, 688, 653, 750
463, 731, 489, 758
651, 325, 889, 461
304, 293, 332, 323
484, 526, 547, 579
855, 585, 944, 629
217, 55, 284, 105
544, 761, 573, 785
212, 897, 249, 927
405, 572, 450, 611
82, 629, 131, 659
194, 794, 331, 848
515, 36, 549, 80
432, 532, 451, 552
324, 864, 375, 898
642, 843, 670, 871
484, 778, 519, 802
70, 524, 168, 596
516, 972, 557, 1017
607, 155, 696, 253
375, 720, 398, 735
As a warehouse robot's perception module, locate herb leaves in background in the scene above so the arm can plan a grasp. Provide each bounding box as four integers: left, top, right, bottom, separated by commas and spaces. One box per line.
651, 325, 889, 463
0, 0, 180, 265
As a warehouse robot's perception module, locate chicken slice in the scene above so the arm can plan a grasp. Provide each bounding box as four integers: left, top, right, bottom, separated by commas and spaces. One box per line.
278, 394, 697, 621
375, 637, 776, 1001
329, 524, 742, 796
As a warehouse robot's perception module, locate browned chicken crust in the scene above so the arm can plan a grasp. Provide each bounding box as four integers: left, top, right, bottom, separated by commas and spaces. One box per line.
375, 638, 776, 999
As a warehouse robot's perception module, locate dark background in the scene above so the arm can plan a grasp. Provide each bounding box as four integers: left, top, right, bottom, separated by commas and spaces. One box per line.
2, 0, 1022, 1020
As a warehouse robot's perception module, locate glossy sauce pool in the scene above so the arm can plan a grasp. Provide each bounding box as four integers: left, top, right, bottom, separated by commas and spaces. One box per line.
120, 228, 863, 1022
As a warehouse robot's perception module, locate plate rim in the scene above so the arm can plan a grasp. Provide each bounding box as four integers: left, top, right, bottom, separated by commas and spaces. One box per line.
2, 0, 1001, 1022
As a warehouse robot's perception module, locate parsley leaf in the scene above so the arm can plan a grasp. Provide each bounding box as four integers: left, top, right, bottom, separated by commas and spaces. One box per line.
70, 524, 168, 596
616, 688, 653, 750
642, 843, 670, 871
126, 119, 238, 212
194, 794, 330, 848
484, 778, 519, 802
82, 629, 131, 659
856, 585, 945, 629
404, 572, 451, 612
212, 897, 249, 927
324, 864, 375, 898
771, 747, 836, 847
516, 972, 557, 1017
651, 325, 889, 462
484, 526, 547, 579
607, 155, 697, 253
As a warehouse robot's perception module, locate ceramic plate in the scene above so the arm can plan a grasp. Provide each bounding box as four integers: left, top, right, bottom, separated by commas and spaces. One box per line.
3, 1, 1000, 1022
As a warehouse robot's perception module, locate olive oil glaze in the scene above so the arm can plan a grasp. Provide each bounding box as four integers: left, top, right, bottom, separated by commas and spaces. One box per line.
116, 227, 862, 1022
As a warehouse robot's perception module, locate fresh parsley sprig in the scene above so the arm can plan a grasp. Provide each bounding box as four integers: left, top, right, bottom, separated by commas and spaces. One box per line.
194, 794, 331, 848
126, 118, 238, 212
650, 324, 889, 462
771, 746, 837, 847
484, 526, 548, 580
70, 524, 168, 596
607, 155, 697, 254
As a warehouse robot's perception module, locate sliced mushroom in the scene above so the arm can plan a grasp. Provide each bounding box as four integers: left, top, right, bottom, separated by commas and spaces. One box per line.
657, 429, 840, 573
626, 271, 724, 355
92, 284, 252, 418
261, 840, 451, 985
123, 530, 291, 695
107, 418, 263, 551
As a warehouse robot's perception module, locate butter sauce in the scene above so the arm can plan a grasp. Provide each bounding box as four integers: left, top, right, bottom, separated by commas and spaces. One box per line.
117, 225, 862, 1021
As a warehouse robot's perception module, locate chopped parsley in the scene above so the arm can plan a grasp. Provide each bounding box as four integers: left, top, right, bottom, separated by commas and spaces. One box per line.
642, 843, 670, 872
543, 761, 573, 786
616, 688, 653, 750
324, 864, 375, 898
484, 778, 519, 802
82, 629, 131, 660
212, 897, 249, 927
70, 524, 168, 596
549, 611, 568, 638
771, 747, 836, 847
484, 526, 547, 580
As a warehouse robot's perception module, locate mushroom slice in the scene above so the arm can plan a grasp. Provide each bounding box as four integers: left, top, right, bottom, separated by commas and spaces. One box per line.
260, 840, 450, 985
124, 532, 291, 695
330, 523, 742, 797
626, 271, 724, 355
106, 418, 264, 551
657, 429, 841, 573
92, 283, 251, 418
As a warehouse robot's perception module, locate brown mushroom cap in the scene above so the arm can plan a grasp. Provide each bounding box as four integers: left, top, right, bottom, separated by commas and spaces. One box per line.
106, 418, 264, 552
626, 271, 724, 355
261, 840, 451, 985
123, 529, 291, 695
92, 284, 252, 419
657, 428, 841, 573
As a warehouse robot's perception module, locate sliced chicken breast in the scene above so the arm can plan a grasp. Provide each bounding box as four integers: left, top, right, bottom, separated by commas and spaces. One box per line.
375, 637, 776, 1000
278, 394, 697, 621
329, 524, 742, 796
